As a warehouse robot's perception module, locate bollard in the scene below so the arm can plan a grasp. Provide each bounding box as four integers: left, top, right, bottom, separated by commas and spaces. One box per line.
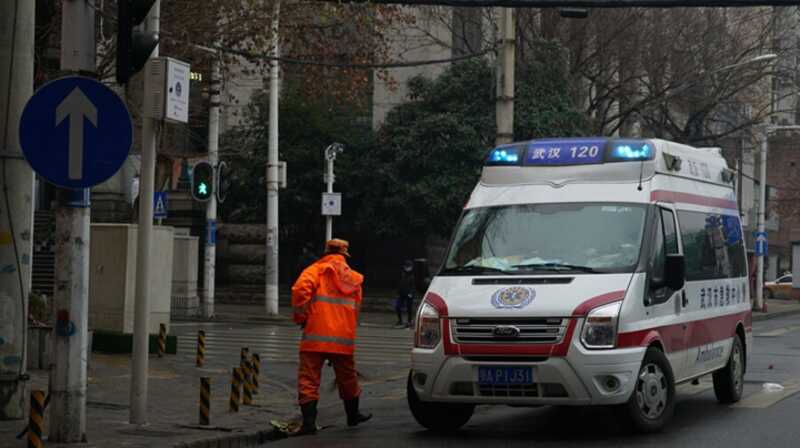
242, 359, 254, 405
251, 353, 261, 395
199, 377, 211, 425
196, 330, 206, 367
158, 323, 167, 357
230, 367, 242, 412
240, 347, 251, 397
28, 390, 45, 448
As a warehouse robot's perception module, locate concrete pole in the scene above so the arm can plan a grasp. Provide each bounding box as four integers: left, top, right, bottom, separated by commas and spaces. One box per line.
325, 157, 333, 242
265, 0, 280, 316
202, 56, 221, 319
495, 8, 515, 146
131, 0, 160, 425
0, 0, 35, 421
755, 131, 768, 311
48, 1, 94, 441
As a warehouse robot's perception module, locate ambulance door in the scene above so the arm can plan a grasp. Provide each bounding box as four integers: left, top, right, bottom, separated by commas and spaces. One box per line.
647, 205, 688, 380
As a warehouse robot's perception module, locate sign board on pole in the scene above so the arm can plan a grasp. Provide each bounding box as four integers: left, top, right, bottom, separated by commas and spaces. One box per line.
154, 192, 168, 220
19, 76, 133, 188
321, 193, 342, 216
755, 231, 768, 256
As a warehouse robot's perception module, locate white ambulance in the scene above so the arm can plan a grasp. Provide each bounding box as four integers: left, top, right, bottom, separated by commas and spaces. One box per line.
408, 138, 751, 433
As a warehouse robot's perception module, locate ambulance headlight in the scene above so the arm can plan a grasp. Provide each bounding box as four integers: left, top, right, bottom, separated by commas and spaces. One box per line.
581, 301, 622, 349
415, 302, 441, 349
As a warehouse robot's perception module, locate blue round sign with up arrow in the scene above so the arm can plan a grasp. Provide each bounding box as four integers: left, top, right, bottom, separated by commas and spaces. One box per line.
19, 76, 133, 189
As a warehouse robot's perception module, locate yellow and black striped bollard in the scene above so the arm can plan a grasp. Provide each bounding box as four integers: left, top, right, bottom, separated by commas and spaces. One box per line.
28, 390, 45, 448
196, 330, 206, 367
157, 323, 167, 357
251, 353, 261, 395
229, 367, 242, 412
242, 359, 254, 405
199, 377, 211, 425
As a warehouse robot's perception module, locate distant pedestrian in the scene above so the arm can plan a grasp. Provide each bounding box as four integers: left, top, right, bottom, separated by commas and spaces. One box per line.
297, 243, 317, 278
291, 239, 372, 436
395, 260, 415, 328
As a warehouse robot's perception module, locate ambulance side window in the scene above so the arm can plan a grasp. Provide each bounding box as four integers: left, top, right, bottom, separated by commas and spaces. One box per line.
648, 208, 678, 305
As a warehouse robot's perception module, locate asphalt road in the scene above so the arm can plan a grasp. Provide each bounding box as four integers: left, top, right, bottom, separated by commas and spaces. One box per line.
266, 313, 800, 448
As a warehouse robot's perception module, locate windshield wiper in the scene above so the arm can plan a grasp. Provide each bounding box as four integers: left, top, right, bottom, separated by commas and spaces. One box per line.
511, 263, 599, 273
441, 265, 510, 275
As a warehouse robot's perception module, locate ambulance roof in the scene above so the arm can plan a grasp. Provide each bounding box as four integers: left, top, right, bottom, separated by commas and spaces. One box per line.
481, 137, 734, 188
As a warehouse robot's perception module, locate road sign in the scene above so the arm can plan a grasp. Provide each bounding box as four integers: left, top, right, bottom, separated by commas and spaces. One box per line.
755, 231, 768, 240
154, 192, 168, 220
322, 193, 341, 216
19, 76, 133, 189
756, 239, 768, 257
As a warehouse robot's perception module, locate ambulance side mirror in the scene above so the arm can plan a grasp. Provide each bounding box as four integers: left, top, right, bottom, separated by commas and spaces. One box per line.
664, 255, 685, 291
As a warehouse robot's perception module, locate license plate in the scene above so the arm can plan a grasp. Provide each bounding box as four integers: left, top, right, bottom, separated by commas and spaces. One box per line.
478, 366, 533, 386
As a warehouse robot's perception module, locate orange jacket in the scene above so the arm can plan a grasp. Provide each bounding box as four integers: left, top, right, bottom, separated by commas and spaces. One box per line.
291, 254, 364, 354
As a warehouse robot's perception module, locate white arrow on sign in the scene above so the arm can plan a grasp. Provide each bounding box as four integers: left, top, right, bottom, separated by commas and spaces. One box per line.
56, 87, 98, 180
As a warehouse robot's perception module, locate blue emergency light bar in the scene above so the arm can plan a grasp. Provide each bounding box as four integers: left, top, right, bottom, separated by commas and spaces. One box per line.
484, 138, 655, 167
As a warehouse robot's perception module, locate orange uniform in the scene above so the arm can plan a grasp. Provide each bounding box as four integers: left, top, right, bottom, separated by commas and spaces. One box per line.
292, 251, 364, 405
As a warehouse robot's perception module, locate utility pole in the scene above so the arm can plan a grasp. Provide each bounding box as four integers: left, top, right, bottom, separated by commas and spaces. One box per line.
131, 0, 160, 425
755, 132, 768, 311
265, 1, 280, 316
0, 0, 35, 421
202, 55, 221, 319
495, 8, 515, 146
48, 1, 94, 441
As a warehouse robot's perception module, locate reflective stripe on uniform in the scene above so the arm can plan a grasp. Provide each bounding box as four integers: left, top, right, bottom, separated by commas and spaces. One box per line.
313, 295, 356, 308
301, 333, 355, 346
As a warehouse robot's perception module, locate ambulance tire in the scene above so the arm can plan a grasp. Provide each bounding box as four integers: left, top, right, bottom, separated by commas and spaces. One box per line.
713, 335, 745, 404
626, 346, 676, 433
407, 373, 474, 432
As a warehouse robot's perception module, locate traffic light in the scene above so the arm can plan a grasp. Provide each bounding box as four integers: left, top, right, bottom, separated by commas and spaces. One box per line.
216, 161, 231, 203
192, 161, 214, 202
116, 0, 159, 85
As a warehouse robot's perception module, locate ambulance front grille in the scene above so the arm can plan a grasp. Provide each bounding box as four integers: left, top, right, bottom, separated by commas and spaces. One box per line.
451, 317, 568, 344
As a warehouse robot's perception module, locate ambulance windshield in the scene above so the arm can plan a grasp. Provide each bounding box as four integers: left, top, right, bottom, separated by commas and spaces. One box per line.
442, 203, 647, 275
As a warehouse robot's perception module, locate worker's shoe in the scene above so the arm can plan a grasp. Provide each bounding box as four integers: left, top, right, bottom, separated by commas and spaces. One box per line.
344, 397, 372, 427
295, 401, 318, 436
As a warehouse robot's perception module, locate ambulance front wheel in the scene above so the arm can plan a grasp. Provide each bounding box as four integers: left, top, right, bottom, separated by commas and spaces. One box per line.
713, 334, 745, 404
625, 346, 676, 433
407, 373, 474, 432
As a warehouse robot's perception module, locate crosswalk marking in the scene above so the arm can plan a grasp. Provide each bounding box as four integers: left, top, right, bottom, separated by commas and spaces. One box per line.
755, 325, 800, 338
732, 379, 800, 409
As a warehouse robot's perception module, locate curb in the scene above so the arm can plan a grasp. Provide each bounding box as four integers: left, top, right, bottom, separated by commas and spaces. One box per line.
175, 429, 284, 448
752, 307, 800, 322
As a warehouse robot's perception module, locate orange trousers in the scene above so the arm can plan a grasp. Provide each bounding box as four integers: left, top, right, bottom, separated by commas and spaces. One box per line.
298, 351, 361, 405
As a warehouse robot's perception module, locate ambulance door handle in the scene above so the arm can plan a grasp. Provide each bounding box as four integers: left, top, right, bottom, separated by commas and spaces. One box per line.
681, 291, 688, 308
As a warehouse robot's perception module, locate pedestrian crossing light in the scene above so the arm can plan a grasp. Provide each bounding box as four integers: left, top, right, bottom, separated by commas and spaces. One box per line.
192, 161, 214, 202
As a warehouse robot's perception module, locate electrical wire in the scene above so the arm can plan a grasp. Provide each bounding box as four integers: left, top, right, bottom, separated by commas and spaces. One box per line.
1, 0, 29, 380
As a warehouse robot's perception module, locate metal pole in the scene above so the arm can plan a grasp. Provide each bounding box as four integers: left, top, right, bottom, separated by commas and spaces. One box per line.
265, 0, 280, 316
202, 55, 220, 319
495, 8, 515, 146
0, 0, 35, 421
755, 130, 768, 311
325, 156, 333, 242
49, 1, 94, 440
131, 0, 160, 425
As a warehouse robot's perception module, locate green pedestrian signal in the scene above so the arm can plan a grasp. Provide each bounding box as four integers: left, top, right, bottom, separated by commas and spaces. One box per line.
191, 161, 213, 202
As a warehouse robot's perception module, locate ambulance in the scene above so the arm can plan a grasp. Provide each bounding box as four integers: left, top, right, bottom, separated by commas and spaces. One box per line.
408, 138, 751, 433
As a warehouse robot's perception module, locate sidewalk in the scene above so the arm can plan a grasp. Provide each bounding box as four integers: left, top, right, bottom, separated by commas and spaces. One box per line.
753, 298, 800, 321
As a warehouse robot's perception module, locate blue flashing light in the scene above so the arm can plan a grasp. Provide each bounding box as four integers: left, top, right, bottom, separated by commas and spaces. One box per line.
608, 141, 654, 162
486, 146, 522, 165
